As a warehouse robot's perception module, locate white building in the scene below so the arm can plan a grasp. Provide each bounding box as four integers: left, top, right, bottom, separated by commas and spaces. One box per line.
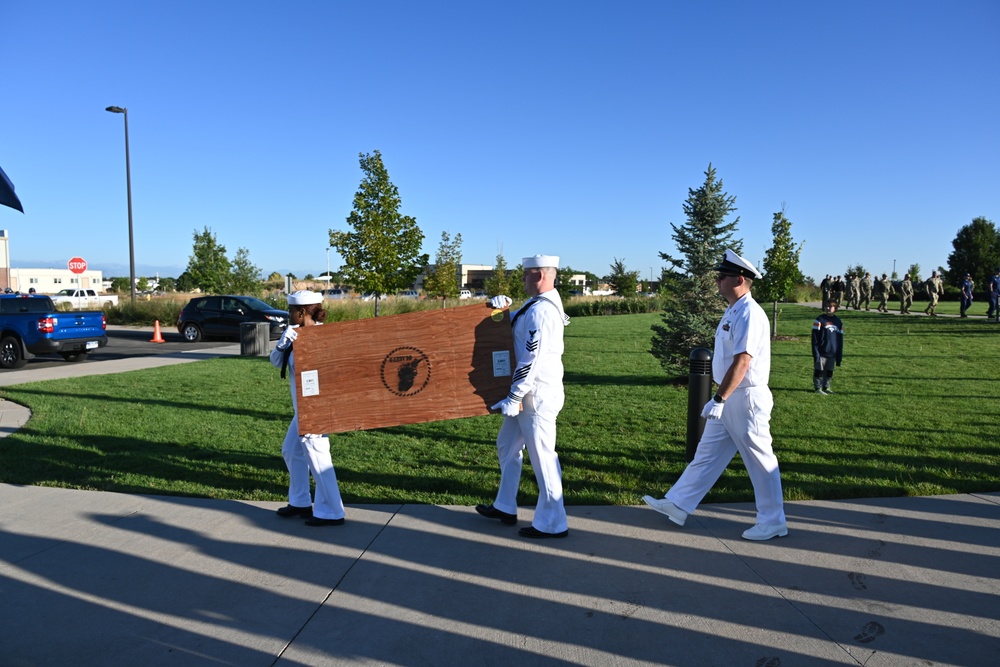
0, 229, 107, 293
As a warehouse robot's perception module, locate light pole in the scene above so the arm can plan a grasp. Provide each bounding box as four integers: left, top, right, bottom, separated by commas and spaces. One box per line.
106, 105, 136, 304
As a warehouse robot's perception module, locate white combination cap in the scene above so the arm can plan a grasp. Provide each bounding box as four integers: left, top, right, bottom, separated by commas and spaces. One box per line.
287, 290, 324, 305
714, 249, 762, 280
522, 254, 560, 269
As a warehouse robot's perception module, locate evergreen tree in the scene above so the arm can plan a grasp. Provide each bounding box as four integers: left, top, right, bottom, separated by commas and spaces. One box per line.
423, 231, 463, 306
756, 209, 803, 336
650, 164, 741, 377
186, 227, 231, 294
330, 150, 428, 316
607, 257, 640, 296
844, 263, 868, 279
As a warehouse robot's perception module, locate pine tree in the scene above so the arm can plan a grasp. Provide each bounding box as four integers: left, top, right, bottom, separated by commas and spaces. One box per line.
607, 257, 639, 296
650, 164, 741, 377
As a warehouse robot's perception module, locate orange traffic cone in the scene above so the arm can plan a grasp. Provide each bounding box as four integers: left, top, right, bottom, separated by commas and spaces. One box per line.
150, 320, 166, 343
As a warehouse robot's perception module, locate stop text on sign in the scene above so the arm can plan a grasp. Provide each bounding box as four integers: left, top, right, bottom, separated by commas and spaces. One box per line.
68, 257, 88, 274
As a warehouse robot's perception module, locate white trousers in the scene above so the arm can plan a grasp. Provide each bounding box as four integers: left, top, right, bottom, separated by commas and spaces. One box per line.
282, 416, 346, 520
493, 391, 568, 534
666, 386, 786, 526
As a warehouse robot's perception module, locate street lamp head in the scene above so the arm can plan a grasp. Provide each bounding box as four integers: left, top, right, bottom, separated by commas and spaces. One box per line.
105, 106, 126, 114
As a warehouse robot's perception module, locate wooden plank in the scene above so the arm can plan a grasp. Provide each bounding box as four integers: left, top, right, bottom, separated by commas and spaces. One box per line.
293, 303, 514, 434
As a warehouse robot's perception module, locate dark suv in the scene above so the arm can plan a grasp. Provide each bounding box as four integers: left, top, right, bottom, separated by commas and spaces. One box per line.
176, 295, 288, 343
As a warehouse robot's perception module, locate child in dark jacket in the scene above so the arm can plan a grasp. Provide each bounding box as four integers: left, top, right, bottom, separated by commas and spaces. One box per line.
812, 300, 843, 395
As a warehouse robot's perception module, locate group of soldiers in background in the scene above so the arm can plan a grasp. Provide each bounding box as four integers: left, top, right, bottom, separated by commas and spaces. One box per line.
819, 270, 948, 315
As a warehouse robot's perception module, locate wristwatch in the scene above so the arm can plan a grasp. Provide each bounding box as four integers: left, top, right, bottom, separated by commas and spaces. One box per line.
713, 394, 726, 404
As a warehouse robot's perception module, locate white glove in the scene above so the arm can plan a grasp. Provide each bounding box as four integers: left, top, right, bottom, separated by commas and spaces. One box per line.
491, 397, 521, 417
489, 295, 512, 309
277, 325, 298, 349
701, 399, 725, 420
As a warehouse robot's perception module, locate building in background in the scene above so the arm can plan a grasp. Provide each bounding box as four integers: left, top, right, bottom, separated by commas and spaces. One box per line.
0, 229, 106, 293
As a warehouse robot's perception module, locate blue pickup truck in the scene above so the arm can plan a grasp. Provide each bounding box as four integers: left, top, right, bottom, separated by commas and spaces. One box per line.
0, 294, 108, 369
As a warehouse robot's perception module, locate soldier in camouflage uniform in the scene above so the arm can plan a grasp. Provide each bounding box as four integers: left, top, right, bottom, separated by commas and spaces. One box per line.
923, 271, 944, 316
848, 273, 861, 310
859, 272, 873, 311
899, 275, 914, 314
874, 273, 892, 312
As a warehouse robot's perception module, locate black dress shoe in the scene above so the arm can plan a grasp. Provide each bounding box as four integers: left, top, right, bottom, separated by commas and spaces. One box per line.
519, 526, 568, 539
475, 504, 517, 525
276, 504, 313, 518
305, 516, 345, 527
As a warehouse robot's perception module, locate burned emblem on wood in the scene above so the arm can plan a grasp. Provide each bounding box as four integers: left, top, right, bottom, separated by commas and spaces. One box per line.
380, 346, 431, 396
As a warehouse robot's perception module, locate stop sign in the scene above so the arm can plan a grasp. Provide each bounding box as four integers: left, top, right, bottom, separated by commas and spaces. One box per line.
68, 257, 88, 274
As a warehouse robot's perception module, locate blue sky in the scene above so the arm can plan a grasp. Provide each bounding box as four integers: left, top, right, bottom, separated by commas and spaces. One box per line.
1, 1, 997, 284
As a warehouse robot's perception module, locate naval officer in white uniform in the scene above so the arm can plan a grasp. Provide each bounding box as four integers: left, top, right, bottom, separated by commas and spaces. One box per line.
476, 254, 571, 538
644, 249, 787, 541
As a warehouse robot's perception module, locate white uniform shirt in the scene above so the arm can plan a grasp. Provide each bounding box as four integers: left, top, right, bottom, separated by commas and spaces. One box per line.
713, 292, 770, 388
507, 288, 568, 402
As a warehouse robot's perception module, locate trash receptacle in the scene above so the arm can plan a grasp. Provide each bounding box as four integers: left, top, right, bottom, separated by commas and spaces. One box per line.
240, 322, 270, 356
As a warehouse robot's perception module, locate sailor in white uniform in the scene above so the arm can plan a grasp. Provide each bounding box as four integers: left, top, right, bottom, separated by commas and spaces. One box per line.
476, 254, 571, 538
644, 249, 788, 541
270, 290, 346, 526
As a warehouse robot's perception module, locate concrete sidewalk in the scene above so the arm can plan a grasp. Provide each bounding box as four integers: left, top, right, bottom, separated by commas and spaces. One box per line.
1, 483, 997, 666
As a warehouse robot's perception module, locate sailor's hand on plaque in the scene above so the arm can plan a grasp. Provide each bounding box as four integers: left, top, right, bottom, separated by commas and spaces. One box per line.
488, 295, 512, 309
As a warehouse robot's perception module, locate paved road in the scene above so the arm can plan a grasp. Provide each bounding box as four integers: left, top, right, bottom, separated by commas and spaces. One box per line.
10, 325, 238, 372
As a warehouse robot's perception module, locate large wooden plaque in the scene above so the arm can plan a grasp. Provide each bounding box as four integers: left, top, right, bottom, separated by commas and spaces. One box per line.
293, 304, 515, 434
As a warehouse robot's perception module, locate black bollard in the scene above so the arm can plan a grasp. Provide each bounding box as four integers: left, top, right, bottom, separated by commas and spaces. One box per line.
687, 347, 713, 462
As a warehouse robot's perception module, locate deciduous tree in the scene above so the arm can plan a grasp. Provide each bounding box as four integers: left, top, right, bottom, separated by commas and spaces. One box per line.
756, 209, 803, 336
423, 231, 463, 306
330, 150, 428, 316
186, 227, 231, 294
229, 247, 262, 295
484, 253, 510, 298
947, 217, 1000, 289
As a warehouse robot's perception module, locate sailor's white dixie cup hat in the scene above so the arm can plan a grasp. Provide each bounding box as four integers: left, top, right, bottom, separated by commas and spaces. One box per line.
522, 254, 560, 269
287, 290, 324, 305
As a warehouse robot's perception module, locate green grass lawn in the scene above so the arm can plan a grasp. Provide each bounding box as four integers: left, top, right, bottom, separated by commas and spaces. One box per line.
1, 304, 998, 506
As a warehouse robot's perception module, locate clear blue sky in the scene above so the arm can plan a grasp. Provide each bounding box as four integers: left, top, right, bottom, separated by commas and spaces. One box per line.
1, 1, 997, 284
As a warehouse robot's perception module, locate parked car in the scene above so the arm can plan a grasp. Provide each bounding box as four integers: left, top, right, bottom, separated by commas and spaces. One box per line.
472, 291, 488, 299
176, 295, 288, 343
459, 289, 472, 299
397, 290, 421, 299
323, 288, 351, 300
